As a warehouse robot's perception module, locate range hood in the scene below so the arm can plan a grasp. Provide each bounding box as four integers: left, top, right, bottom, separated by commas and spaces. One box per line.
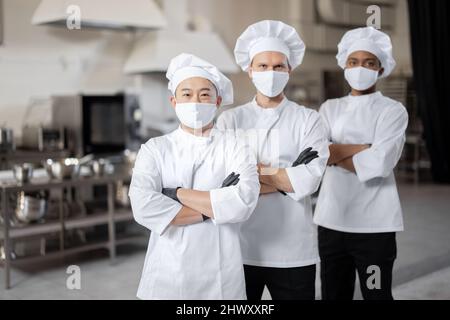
124, 0, 238, 74
124, 30, 239, 74
31, 0, 167, 30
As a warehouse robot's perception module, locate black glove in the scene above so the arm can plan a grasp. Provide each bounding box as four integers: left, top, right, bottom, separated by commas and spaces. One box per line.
162, 187, 181, 203
279, 148, 319, 196
221, 172, 240, 188
203, 173, 240, 222
293, 147, 319, 167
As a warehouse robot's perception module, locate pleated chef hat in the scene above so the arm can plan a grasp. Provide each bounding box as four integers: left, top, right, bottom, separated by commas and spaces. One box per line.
234, 20, 306, 72
166, 53, 234, 106
336, 27, 396, 78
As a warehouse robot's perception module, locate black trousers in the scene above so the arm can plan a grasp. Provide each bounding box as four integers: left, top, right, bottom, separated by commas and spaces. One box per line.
244, 264, 316, 300
318, 226, 397, 300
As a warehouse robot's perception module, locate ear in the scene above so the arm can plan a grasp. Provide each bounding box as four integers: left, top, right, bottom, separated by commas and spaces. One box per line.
216, 96, 223, 107
169, 96, 177, 109
248, 68, 253, 79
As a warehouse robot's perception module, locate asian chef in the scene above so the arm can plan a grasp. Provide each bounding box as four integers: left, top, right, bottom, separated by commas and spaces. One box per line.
129, 53, 260, 300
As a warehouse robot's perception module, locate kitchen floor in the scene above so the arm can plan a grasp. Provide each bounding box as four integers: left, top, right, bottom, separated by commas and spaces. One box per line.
1, 182, 450, 300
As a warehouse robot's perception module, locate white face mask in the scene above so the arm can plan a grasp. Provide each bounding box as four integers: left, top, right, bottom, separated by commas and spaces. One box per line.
251, 71, 289, 98
344, 66, 379, 91
175, 102, 217, 129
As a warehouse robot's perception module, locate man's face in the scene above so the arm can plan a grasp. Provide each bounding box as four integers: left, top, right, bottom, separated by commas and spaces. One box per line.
249, 51, 291, 77
346, 50, 384, 76
170, 77, 221, 107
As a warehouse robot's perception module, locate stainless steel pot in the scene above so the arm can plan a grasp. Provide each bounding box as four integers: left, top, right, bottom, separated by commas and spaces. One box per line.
13, 163, 34, 184
44, 158, 81, 180
90, 159, 108, 177
15, 192, 48, 223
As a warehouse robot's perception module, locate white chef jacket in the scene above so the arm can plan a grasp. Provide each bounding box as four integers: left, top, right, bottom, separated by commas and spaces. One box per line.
216, 97, 329, 268
314, 91, 409, 233
129, 127, 260, 300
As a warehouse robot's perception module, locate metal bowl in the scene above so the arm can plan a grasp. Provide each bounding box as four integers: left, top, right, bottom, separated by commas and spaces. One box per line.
90, 159, 108, 177
13, 163, 34, 183
15, 192, 48, 223
44, 158, 81, 180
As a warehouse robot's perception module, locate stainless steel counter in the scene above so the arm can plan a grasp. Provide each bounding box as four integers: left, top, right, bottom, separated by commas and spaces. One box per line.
0, 173, 140, 290
0, 150, 69, 170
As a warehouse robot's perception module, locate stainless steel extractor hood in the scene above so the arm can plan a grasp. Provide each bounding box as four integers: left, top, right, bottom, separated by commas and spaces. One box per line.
31, 0, 167, 30
123, 30, 239, 74
123, 0, 238, 74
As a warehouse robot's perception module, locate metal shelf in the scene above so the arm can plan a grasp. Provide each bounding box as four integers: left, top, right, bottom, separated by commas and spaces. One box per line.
0, 234, 146, 266
1, 174, 133, 290
0, 209, 133, 240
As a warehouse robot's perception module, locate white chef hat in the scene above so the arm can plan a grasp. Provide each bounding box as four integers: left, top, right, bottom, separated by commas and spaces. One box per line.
166, 53, 234, 106
234, 20, 306, 72
336, 27, 396, 78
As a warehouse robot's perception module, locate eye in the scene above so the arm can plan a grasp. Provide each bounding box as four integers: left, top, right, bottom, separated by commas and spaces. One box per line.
201, 93, 210, 97
182, 93, 190, 97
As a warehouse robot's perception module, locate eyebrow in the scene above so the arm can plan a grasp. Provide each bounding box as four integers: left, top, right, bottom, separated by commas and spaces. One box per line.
349, 57, 377, 62
180, 87, 211, 91
256, 62, 287, 66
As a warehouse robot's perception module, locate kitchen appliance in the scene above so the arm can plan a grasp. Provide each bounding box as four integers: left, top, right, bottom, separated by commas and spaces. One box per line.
32, 0, 167, 30
49, 94, 142, 157
21, 126, 66, 152
0, 128, 15, 153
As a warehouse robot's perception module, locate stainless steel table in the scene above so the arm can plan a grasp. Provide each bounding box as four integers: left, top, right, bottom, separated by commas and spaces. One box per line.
0, 174, 138, 289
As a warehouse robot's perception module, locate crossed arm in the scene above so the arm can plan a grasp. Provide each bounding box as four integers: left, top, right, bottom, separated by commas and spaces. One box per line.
259, 166, 294, 194
257, 144, 370, 195
170, 190, 213, 226
169, 146, 369, 219
328, 144, 371, 173
168, 173, 241, 226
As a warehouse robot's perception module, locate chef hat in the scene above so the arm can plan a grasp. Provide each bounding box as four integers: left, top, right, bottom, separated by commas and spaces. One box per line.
166, 53, 234, 106
234, 20, 306, 72
336, 27, 396, 78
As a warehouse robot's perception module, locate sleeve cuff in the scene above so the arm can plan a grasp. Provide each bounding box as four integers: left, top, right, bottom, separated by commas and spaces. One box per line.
286, 166, 306, 201
209, 187, 238, 225
352, 149, 375, 183
155, 202, 183, 236
285, 166, 320, 202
